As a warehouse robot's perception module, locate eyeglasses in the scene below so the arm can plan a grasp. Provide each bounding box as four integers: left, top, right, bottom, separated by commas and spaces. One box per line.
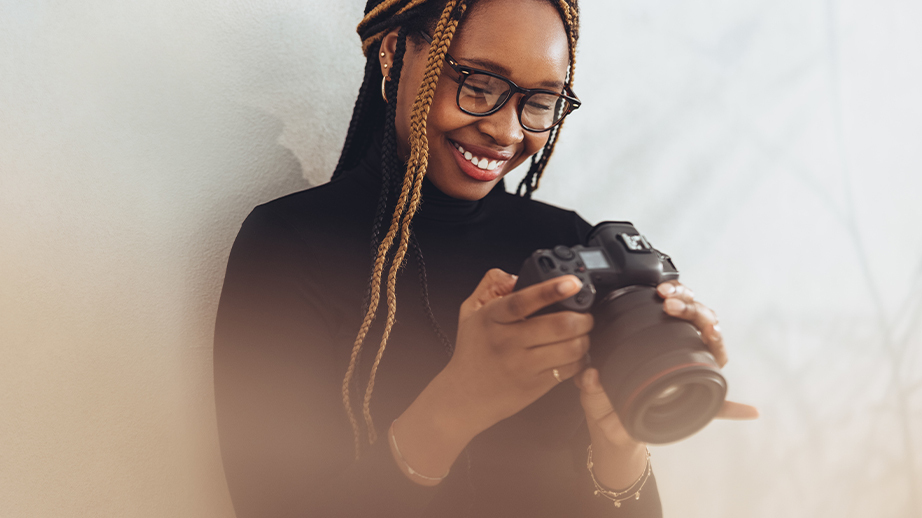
418, 32, 581, 133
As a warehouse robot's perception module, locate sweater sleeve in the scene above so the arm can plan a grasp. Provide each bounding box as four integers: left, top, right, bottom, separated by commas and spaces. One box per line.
213, 207, 438, 518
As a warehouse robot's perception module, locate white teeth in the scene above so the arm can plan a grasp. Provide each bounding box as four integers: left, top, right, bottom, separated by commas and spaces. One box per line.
454, 142, 502, 171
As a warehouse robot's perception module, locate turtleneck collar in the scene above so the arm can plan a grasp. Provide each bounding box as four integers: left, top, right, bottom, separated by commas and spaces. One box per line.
346, 131, 506, 223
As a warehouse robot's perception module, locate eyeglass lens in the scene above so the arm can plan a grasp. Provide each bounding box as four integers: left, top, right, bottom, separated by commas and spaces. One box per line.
458, 73, 571, 131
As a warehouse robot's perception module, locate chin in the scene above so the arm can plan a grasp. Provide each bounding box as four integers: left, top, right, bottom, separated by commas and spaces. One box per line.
433, 175, 502, 201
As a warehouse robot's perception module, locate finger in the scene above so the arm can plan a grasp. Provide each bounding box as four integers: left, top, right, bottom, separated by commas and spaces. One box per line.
656, 280, 695, 302
528, 335, 591, 373
575, 368, 614, 420
703, 324, 728, 367
575, 368, 636, 445
663, 298, 727, 366
574, 366, 604, 395
715, 400, 760, 420
460, 268, 518, 320
663, 298, 716, 327
544, 357, 586, 385
491, 275, 582, 323
499, 311, 593, 348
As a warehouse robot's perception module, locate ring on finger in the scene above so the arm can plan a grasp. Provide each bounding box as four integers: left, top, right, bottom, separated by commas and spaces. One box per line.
552, 368, 563, 383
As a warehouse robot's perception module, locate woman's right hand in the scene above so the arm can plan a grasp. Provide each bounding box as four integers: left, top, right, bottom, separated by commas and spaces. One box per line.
391, 268, 593, 485
442, 268, 594, 430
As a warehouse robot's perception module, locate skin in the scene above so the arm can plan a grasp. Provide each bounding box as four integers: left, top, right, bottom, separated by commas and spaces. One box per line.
378, 0, 758, 490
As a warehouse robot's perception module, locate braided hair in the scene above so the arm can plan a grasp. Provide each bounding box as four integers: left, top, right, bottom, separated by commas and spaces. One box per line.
335, 0, 581, 458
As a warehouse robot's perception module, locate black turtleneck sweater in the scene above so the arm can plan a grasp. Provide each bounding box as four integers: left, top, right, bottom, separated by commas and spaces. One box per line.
213, 141, 663, 518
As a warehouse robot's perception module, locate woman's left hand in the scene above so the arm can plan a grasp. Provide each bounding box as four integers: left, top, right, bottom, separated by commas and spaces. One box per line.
574, 280, 759, 489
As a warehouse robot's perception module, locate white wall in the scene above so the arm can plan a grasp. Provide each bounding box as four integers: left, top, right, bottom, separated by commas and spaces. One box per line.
1, 1, 919, 517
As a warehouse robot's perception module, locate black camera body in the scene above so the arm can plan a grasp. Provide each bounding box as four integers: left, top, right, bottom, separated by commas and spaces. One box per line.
514, 222, 727, 444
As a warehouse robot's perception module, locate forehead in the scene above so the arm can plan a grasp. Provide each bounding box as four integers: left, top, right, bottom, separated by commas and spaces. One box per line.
449, 0, 570, 87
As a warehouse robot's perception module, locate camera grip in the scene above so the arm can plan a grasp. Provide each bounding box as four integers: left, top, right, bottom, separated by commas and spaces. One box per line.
514, 249, 595, 314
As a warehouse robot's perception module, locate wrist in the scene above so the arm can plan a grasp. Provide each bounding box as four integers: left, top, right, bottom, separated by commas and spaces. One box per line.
587, 445, 653, 508
587, 428, 648, 490
388, 372, 486, 486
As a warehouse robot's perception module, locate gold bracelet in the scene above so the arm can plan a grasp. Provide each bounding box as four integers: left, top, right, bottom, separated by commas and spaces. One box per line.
389, 419, 449, 482
586, 445, 652, 508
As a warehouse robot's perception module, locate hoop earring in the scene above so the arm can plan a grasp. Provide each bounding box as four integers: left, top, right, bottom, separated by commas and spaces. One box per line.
381, 75, 390, 103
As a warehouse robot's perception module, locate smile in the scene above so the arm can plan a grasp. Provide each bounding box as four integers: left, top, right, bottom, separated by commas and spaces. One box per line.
452, 142, 502, 171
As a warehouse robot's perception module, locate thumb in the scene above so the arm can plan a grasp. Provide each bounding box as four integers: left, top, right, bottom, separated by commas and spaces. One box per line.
576, 368, 635, 446
576, 368, 616, 422
459, 268, 518, 320
715, 400, 760, 420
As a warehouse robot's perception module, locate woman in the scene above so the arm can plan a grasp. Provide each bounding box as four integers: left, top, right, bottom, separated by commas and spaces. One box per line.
214, 0, 756, 516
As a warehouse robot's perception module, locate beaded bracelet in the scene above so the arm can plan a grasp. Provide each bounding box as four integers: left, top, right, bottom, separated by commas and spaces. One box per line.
389, 419, 449, 483
586, 445, 652, 508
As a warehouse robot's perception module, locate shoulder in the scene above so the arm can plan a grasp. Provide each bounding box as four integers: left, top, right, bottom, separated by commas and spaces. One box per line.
228, 175, 377, 282
246, 176, 376, 239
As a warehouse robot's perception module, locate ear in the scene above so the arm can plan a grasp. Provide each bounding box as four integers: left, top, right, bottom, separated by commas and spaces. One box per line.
379, 29, 401, 78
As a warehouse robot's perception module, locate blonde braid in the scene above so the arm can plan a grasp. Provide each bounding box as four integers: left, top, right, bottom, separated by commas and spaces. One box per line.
357, 0, 402, 36
341, 74, 420, 458
362, 0, 467, 444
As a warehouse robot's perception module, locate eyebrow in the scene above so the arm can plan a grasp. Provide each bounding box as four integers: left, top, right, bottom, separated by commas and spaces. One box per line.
457, 56, 566, 90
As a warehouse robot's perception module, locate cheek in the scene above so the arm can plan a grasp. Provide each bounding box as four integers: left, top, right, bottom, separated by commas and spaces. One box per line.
425, 79, 469, 137
525, 133, 549, 156
509, 133, 549, 170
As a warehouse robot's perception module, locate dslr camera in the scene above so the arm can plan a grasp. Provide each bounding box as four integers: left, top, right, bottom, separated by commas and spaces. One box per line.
514, 222, 726, 444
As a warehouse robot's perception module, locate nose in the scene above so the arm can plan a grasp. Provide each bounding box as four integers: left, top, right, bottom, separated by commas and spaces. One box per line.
476, 94, 525, 147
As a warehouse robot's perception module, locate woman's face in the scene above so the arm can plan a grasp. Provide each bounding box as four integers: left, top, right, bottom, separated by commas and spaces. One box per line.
380, 0, 571, 201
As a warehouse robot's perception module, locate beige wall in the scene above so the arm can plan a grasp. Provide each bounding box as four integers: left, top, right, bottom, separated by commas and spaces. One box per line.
2, 0, 920, 517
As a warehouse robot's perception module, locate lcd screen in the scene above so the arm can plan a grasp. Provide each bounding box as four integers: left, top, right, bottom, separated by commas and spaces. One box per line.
578, 250, 610, 269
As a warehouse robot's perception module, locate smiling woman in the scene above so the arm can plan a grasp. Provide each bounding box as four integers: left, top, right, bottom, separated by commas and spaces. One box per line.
212, 0, 749, 516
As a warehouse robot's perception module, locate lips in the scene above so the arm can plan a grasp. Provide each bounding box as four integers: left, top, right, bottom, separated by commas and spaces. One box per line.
449, 140, 512, 182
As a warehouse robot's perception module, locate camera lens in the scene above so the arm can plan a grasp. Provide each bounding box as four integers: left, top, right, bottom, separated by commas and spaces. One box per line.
590, 286, 727, 444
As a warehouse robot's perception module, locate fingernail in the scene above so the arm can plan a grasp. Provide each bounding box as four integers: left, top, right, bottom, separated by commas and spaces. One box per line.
557, 277, 581, 295
709, 326, 722, 341
665, 298, 684, 312
660, 284, 676, 295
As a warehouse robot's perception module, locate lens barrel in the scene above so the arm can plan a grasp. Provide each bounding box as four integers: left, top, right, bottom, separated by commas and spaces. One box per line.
591, 286, 727, 444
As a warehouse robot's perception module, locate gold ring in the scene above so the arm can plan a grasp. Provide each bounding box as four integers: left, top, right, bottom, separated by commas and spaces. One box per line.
552, 368, 563, 383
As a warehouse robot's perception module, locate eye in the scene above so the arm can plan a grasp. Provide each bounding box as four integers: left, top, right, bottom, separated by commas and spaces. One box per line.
461, 83, 491, 96
525, 99, 553, 112
462, 75, 498, 96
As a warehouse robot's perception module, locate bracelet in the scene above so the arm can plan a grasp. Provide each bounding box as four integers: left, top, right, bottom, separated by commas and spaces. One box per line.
389, 419, 449, 482
587, 445, 652, 508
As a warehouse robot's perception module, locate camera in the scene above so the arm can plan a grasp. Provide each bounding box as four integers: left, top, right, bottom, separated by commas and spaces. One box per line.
514, 222, 727, 444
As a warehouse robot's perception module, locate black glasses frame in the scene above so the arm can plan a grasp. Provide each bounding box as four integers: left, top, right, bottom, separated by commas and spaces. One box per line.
417, 32, 581, 133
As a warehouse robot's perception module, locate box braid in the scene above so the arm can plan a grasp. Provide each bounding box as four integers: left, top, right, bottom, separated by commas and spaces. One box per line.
335, 0, 581, 458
